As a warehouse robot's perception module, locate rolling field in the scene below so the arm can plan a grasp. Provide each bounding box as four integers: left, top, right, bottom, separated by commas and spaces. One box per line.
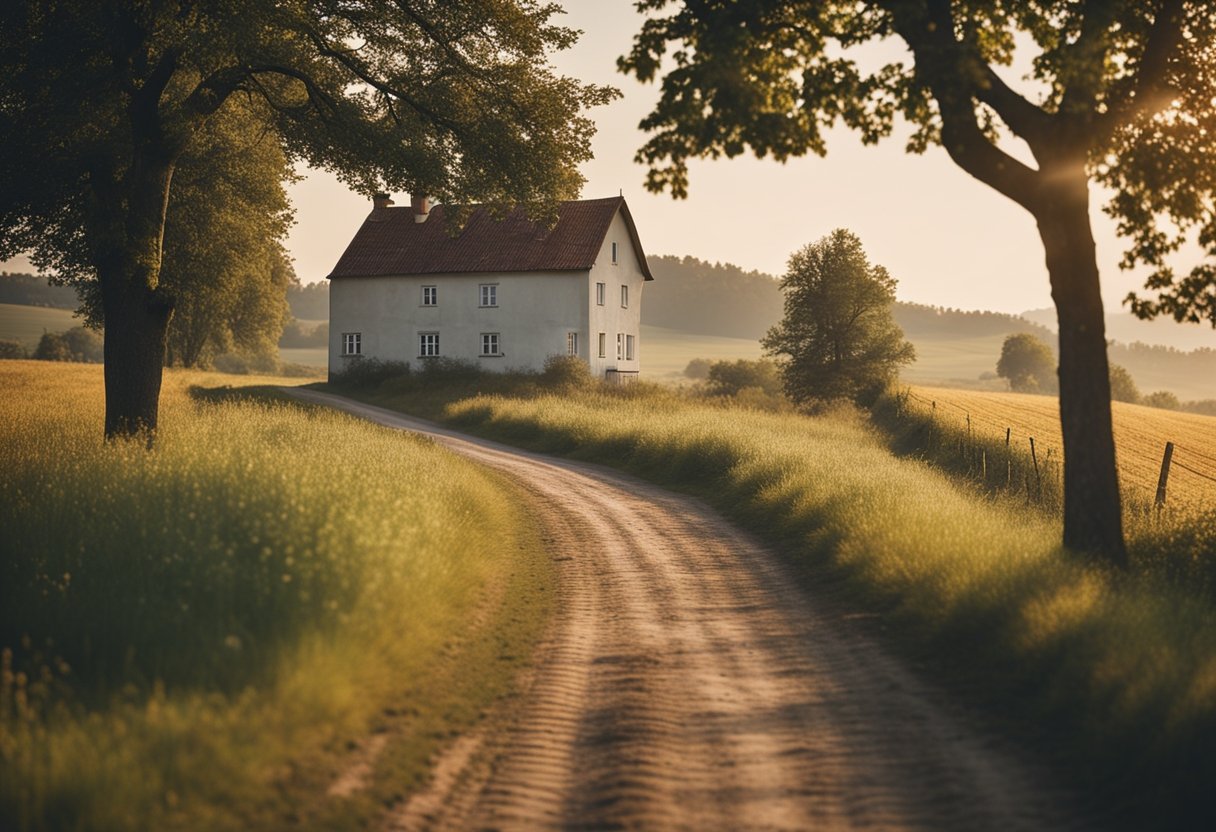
0, 302, 77, 348
0, 361, 551, 830
907, 385, 1216, 511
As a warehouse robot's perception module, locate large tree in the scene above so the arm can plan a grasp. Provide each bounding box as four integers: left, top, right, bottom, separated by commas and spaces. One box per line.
763, 229, 914, 405
996, 333, 1057, 394
621, 1, 1216, 562
0, 1, 614, 438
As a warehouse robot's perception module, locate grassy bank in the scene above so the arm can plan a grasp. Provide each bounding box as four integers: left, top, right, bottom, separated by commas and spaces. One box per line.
334, 367, 1216, 827
0, 361, 552, 831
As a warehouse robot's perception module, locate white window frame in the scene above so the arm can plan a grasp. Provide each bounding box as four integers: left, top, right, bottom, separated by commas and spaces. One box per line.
611, 241, 619, 264
479, 283, 498, 308
616, 333, 623, 360
598, 332, 606, 358
342, 332, 362, 356
421, 285, 437, 306
620, 284, 629, 308
596, 282, 606, 306
480, 332, 501, 357
626, 334, 635, 361
419, 332, 439, 357
567, 331, 579, 357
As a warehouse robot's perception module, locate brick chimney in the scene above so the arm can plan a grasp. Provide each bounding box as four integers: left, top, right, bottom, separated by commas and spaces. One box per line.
372, 192, 394, 209
411, 194, 430, 223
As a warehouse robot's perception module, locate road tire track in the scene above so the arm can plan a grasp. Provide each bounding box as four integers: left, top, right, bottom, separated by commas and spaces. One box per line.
287, 389, 1091, 831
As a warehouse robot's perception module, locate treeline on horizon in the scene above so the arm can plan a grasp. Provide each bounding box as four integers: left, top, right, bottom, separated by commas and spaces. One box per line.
5, 264, 1216, 406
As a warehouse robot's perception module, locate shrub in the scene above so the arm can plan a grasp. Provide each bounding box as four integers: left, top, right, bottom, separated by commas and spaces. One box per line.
1109, 362, 1141, 403
0, 340, 26, 359
1143, 390, 1180, 410
330, 357, 411, 388
684, 357, 712, 380
705, 358, 783, 398
33, 332, 73, 362
540, 354, 593, 390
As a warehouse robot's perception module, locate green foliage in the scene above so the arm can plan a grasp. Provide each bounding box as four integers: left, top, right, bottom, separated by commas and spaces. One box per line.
0, 363, 550, 829
1143, 390, 1181, 411
762, 229, 914, 405
1108, 362, 1141, 404
704, 358, 782, 397
32, 326, 102, 363
540, 354, 594, 390
622, 2, 1216, 326
0, 340, 25, 359
996, 333, 1057, 393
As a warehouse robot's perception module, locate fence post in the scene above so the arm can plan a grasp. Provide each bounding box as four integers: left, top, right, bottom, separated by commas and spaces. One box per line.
1030, 436, 1041, 499
1005, 427, 1011, 447
1155, 441, 1175, 508
982, 449, 987, 482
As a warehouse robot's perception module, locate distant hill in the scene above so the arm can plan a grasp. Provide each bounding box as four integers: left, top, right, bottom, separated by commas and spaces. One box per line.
1021, 306, 1216, 352
0, 272, 78, 309
643, 255, 782, 339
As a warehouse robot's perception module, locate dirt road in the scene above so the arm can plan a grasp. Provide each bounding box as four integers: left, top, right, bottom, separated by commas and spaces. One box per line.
288, 389, 1088, 831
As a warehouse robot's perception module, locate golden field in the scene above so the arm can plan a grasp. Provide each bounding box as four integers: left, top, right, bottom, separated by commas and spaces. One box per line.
907, 385, 1216, 511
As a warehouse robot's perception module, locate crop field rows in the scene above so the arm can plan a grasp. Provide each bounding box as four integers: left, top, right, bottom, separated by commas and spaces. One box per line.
906, 385, 1216, 513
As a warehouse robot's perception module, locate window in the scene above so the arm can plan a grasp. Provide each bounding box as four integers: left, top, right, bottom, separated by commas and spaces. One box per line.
480, 332, 500, 356
567, 332, 579, 356
620, 285, 629, 308
419, 332, 439, 357
598, 332, 606, 358
626, 334, 635, 361
611, 241, 618, 264
342, 332, 362, 356
596, 282, 605, 306
479, 283, 498, 307
422, 285, 437, 306
616, 333, 623, 360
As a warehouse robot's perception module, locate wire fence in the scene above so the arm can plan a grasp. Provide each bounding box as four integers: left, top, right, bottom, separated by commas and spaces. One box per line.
889, 388, 1216, 517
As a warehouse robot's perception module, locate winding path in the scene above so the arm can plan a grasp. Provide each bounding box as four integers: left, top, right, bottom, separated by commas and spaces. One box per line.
287, 388, 1089, 831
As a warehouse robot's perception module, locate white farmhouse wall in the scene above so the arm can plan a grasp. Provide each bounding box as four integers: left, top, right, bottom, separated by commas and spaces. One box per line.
329, 270, 587, 375
587, 210, 646, 377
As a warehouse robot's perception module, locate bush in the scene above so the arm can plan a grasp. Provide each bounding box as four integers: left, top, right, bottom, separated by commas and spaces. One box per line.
33, 332, 73, 362
1109, 362, 1141, 403
0, 340, 26, 359
1143, 390, 1180, 410
684, 357, 712, 380
540, 354, 593, 390
705, 358, 783, 398
330, 357, 411, 388
996, 333, 1057, 393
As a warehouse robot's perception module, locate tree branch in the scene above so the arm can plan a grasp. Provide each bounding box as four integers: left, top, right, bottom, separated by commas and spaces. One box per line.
878, 0, 1042, 210
1095, 0, 1185, 141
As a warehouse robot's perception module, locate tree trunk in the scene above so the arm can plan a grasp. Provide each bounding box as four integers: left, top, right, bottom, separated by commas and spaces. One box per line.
1035, 170, 1128, 565
96, 151, 177, 441
101, 278, 173, 441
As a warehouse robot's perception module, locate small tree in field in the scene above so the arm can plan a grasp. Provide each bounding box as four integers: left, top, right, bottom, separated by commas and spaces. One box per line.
763, 230, 914, 405
1109, 364, 1141, 404
996, 333, 1057, 393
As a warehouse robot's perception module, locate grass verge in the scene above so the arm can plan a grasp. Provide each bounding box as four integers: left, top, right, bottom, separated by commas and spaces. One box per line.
0, 360, 552, 831
330, 365, 1216, 829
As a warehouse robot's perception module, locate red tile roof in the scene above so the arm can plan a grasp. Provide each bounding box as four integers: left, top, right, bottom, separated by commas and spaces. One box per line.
327, 196, 653, 280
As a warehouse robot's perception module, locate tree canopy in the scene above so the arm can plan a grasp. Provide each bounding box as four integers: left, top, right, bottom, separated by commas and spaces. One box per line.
621, 0, 1216, 561
0, 1, 615, 437
763, 229, 914, 405
996, 333, 1057, 394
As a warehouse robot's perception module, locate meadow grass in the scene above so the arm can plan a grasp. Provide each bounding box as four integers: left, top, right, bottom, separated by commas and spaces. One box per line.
0, 303, 79, 349
340, 369, 1216, 827
0, 361, 552, 831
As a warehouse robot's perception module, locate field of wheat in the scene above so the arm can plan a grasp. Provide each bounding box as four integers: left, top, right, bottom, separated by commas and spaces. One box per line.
906, 385, 1216, 512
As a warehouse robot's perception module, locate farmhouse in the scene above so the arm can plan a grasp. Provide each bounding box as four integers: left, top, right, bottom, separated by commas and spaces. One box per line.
326, 194, 652, 380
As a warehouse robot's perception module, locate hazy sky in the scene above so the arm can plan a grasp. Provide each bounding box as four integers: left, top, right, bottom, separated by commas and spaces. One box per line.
4, 2, 1211, 329
278, 1, 1177, 317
